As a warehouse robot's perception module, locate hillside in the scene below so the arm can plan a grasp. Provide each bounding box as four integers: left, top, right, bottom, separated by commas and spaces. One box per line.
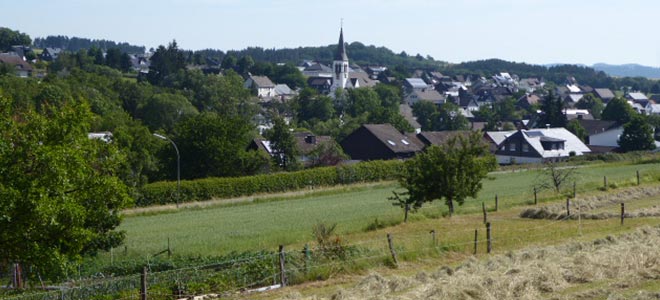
593, 63, 660, 79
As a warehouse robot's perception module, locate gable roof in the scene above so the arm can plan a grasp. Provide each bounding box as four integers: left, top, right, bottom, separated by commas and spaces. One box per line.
417, 131, 473, 147
362, 124, 423, 154
498, 128, 591, 158
593, 88, 615, 100
413, 89, 445, 103
274, 84, 294, 95
248, 75, 275, 88
627, 92, 648, 101
0, 53, 32, 71
399, 104, 421, 130
405, 78, 429, 89
576, 119, 620, 136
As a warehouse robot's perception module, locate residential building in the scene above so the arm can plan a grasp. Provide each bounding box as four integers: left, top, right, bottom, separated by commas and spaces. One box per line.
0, 53, 32, 77
340, 124, 422, 160
244, 75, 276, 99
487, 128, 591, 164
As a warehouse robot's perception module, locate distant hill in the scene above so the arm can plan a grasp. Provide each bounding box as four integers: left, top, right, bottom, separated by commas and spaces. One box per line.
593, 63, 660, 79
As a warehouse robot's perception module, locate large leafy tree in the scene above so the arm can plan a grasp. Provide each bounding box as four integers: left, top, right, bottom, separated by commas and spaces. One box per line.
139, 93, 199, 132
618, 115, 656, 152
398, 132, 497, 216
0, 92, 130, 280
432, 102, 469, 131
602, 96, 636, 124
412, 100, 437, 131
294, 88, 335, 123
147, 40, 186, 86
170, 112, 267, 179
0, 27, 31, 51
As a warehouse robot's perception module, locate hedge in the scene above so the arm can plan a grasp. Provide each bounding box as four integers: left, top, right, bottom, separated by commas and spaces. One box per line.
136, 160, 404, 207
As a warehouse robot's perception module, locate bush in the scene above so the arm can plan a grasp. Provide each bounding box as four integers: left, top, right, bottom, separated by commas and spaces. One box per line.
137, 160, 403, 207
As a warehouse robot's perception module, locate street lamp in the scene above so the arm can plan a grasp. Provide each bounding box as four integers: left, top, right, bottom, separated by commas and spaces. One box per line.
153, 133, 180, 208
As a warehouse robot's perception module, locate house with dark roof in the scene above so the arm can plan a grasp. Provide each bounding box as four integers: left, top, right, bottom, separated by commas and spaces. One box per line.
399, 104, 421, 133
0, 53, 32, 77
340, 124, 423, 160
244, 75, 276, 99
487, 128, 590, 164
308, 77, 332, 94
40, 48, 61, 62
593, 88, 615, 103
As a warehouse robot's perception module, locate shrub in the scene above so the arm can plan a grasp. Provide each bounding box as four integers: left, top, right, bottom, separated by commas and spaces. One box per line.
137, 160, 403, 207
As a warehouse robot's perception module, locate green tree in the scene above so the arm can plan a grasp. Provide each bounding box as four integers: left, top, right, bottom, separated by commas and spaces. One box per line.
618, 115, 656, 152
398, 132, 497, 216
539, 91, 567, 128
265, 117, 300, 171
171, 112, 267, 179
0, 92, 130, 280
412, 100, 437, 131
602, 96, 636, 124
432, 102, 469, 131
147, 40, 186, 86
236, 55, 255, 75
307, 140, 348, 167
139, 93, 199, 132
221, 54, 237, 71
294, 88, 335, 123
0, 27, 31, 51
346, 88, 380, 117
575, 93, 604, 119
566, 119, 588, 143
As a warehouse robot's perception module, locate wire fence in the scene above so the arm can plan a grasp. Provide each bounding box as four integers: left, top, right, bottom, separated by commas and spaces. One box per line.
4, 172, 660, 300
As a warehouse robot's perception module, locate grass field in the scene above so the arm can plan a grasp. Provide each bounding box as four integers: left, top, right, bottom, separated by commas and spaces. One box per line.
103, 161, 660, 266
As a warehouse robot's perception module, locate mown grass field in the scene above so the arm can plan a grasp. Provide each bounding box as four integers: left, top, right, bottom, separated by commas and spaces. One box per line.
103, 161, 660, 265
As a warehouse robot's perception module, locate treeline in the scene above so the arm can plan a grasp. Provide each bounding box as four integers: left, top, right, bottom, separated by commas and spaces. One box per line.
442, 59, 660, 94
191, 41, 446, 70
33, 35, 145, 54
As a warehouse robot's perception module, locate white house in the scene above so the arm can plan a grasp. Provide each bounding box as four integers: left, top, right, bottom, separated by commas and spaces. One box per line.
487, 128, 591, 164
244, 75, 276, 99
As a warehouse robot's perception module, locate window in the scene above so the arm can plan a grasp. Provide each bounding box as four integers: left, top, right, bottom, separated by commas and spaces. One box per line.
401, 140, 410, 145
522, 143, 529, 152
510, 142, 516, 152
387, 140, 396, 146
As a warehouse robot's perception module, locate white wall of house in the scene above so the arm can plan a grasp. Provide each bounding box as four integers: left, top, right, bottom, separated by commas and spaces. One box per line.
257, 87, 275, 98
496, 155, 542, 164
589, 127, 623, 147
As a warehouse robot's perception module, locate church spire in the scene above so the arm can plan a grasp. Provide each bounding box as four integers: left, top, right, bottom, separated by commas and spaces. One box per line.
334, 27, 348, 61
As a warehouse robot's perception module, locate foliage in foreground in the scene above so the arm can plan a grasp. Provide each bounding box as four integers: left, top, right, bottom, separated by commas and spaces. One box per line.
0, 92, 131, 280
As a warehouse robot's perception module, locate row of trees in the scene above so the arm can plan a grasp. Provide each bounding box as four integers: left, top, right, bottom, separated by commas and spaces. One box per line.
33, 35, 145, 54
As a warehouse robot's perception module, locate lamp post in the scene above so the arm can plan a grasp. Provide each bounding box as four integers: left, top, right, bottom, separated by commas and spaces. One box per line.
153, 133, 180, 208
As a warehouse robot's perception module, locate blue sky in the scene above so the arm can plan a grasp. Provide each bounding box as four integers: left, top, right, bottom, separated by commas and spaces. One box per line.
4, 0, 660, 66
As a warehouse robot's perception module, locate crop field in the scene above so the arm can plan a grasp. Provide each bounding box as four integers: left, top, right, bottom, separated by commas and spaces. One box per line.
102, 162, 660, 264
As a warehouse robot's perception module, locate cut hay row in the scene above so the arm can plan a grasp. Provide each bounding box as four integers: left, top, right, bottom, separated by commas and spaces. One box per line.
520, 186, 660, 220
281, 226, 660, 300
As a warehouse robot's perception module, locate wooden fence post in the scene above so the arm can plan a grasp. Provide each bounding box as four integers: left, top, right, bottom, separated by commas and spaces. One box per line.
303, 244, 310, 274
566, 198, 571, 217
430, 230, 436, 246
482, 202, 487, 224
278, 245, 286, 287
140, 266, 147, 300
387, 233, 398, 267
621, 203, 625, 226
534, 187, 537, 205
486, 222, 492, 254
473, 229, 478, 255
637, 170, 640, 186
495, 194, 498, 212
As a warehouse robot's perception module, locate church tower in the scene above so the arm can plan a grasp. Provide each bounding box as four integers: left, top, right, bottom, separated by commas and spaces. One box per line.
331, 27, 349, 92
